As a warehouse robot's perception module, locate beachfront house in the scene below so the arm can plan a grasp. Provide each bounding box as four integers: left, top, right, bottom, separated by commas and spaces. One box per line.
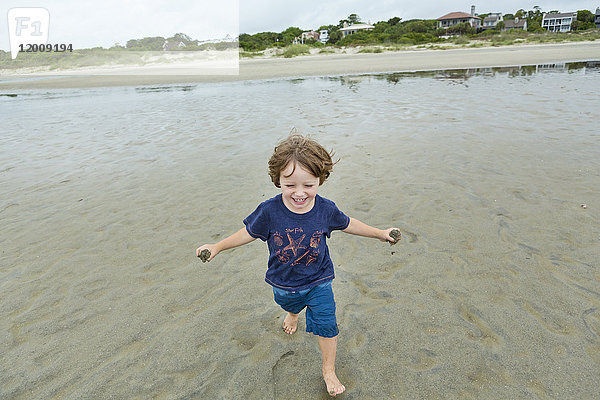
339, 22, 375, 37
293, 30, 320, 44
503, 17, 527, 31
482, 13, 503, 29
542, 12, 577, 32
595, 7, 600, 28
302, 31, 320, 41
437, 6, 482, 29
319, 29, 329, 44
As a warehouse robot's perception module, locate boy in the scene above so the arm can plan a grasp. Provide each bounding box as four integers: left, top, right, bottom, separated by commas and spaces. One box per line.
196, 134, 399, 396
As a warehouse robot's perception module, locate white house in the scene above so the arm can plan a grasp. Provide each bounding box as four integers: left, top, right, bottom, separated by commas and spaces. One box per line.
595, 7, 600, 28
339, 23, 375, 37
542, 12, 577, 32
482, 13, 503, 29
319, 29, 329, 44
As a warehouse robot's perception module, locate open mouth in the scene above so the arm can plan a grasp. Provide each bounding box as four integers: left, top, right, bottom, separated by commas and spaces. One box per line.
292, 197, 307, 205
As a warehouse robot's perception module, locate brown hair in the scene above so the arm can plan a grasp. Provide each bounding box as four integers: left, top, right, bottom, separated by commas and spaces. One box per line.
268, 134, 338, 188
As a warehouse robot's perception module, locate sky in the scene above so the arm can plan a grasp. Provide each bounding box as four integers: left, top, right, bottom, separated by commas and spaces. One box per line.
1, 1, 597, 51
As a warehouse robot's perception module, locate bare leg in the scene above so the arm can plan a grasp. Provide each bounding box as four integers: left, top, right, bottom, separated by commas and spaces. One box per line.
318, 335, 346, 396
283, 312, 299, 334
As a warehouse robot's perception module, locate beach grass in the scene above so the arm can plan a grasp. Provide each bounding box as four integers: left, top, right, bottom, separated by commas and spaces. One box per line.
0, 49, 147, 71
358, 47, 384, 54
2, 30, 599, 73
281, 44, 311, 58
239, 50, 263, 58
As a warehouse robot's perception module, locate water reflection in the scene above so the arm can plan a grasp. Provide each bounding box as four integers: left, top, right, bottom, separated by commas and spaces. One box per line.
134, 85, 196, 93
358, 60, 600, 85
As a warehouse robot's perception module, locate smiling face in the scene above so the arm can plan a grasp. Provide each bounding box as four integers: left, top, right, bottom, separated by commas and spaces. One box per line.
279, 162, 320, 213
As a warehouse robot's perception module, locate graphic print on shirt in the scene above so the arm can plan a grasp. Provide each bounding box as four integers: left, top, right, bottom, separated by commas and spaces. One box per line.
273, 227, 321, 267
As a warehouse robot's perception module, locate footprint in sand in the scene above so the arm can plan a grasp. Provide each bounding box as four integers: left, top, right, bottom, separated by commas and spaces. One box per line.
520, 301, 576, 336
459, 305, 503, 348
272, 351, 303, 397
406, 349, 439, 371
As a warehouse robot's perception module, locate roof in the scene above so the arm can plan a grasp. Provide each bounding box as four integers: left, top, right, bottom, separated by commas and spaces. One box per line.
339, 23, 375, 32
437, 12, 481, 21
542, 12, 577, 19
483, 15, 501, 22
504, 19, 526, 28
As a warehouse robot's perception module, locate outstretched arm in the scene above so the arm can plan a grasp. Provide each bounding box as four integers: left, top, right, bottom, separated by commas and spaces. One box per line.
342, 217, 400, 244
196, 227, 256, 262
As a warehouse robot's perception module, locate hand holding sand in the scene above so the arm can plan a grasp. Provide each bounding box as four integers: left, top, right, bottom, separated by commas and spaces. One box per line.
196, 244, 217, 262
384, 228, 401, 245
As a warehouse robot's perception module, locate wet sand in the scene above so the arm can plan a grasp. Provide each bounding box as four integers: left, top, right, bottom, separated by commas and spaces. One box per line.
1, 41, 599, 89
1, 58, 599, 398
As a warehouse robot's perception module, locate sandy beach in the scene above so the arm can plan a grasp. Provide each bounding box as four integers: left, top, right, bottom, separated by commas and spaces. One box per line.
1, 41, 599, 89
1, 42, 600, 399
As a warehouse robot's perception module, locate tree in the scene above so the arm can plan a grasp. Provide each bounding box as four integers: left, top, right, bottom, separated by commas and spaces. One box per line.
527, 19, 543, 32
126, 36, 165, 51
172, 33, 192, 43
281, 27, 303, 45
446, 22, 476, 36
496, 21, 505, 31
348, 14, 361, 24
388, 17, 401, 26
572, 10, 596, 30
338, 13, 362, 28
327, 27, 342, 44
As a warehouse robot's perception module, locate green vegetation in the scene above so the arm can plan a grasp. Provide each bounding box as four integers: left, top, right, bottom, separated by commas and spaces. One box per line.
281, 44, 311, 58
1, 7, 599, 70
238, 7, 599, 53
239, 50, 263, 58
0, 48, 147, 70
0, 31, 238, 70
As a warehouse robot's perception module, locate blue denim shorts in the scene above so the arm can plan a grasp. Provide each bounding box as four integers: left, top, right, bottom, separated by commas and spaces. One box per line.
272, 281, 339, 338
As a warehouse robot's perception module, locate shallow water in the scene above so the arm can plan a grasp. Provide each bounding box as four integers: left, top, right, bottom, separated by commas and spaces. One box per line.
1, 62, 599, 399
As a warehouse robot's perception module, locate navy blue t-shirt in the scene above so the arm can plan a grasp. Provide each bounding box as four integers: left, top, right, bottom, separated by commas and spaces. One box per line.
243, 194, 350, 291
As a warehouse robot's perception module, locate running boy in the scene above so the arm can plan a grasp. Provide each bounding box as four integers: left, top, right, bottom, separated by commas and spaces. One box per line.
196, 134, 400, 396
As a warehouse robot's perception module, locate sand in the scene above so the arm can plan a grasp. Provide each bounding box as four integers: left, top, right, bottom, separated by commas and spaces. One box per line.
1, 42, 600, 399
1, 41, 599, 90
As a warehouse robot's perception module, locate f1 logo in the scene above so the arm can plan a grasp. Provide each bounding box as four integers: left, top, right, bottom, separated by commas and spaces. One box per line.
8, 8, 50, 60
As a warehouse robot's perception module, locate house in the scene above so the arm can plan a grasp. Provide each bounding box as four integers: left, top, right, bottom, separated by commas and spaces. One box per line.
437, 6, 482, 29
483, 13, 503, 29
503, 17, 527, 31
595, 7, 600, 28
319, 29, 329, 44
293, 30, 320, 44
302, 31, 320, 41
339, 22, 375, 37
542, 12, 577, 32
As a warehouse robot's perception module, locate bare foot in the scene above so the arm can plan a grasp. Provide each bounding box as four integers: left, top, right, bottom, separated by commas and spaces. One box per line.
323, 370, 346, 396
282, 312, 299, 334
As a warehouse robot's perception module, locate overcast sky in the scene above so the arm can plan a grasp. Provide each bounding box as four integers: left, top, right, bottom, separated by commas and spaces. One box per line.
1, 1, 597, 51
